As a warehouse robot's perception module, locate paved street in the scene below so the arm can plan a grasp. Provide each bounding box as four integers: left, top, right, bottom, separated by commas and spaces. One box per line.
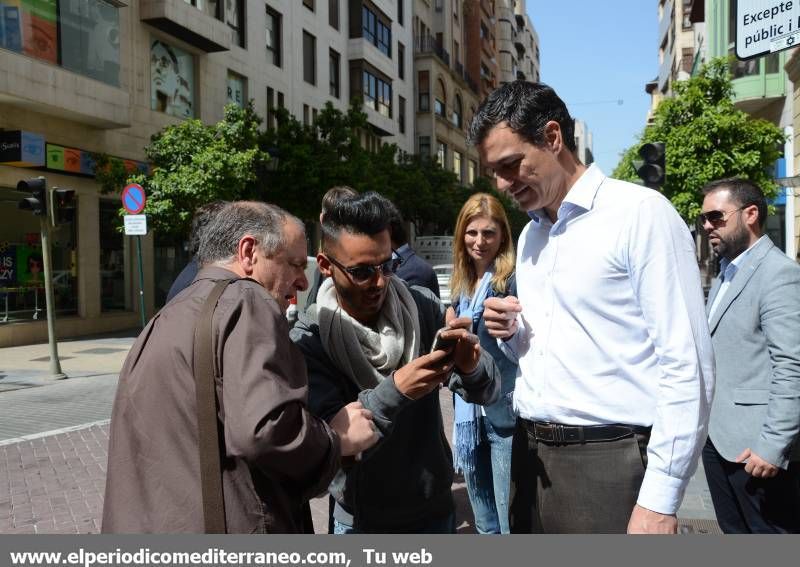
0, 331, 719, 534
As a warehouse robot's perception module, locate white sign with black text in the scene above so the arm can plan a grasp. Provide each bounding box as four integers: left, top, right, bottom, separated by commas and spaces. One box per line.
124, 215, 148, 236
736, 0, 800, 58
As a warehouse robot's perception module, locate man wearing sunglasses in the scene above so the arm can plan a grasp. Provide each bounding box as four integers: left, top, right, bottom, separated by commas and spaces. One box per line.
291, 192, 500, 533
699, 178, 800, 533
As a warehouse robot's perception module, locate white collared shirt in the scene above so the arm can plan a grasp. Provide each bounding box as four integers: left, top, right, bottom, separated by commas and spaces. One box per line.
504, 165, 715, 515
707, 236, 765, 321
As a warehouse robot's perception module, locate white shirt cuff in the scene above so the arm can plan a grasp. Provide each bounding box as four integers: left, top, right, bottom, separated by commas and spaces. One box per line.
636, 468, 687, 515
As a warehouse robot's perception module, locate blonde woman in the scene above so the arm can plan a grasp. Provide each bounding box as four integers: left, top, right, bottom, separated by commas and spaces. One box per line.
449, 193, 518, 534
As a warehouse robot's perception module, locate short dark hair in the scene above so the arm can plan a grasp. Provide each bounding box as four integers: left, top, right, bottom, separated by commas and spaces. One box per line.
321, 186, 358, 221
468, 81, 576, 152
189, 200, 227, 256
387, 201, 407, 246
702, 177, 767, 228
321, 192, 393, 251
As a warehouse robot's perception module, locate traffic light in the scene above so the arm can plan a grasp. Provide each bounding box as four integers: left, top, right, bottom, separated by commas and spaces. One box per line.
51, 188, 76, 225
635, 142, 666, 187
17, 177, 48, 216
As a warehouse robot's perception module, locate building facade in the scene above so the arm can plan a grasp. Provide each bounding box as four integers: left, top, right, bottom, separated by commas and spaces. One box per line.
413, 0, 481, 184
0, 0, 412, 346
496, 0, 538, 85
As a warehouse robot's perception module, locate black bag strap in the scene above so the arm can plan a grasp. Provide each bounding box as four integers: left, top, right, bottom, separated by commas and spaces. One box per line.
192, 278, 236, 534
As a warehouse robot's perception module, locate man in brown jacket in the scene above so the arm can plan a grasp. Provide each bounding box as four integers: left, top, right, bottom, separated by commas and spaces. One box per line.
102, 201, 377, 533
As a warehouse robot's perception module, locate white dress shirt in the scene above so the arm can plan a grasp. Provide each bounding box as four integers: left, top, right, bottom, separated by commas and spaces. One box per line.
504, 165, 715, 515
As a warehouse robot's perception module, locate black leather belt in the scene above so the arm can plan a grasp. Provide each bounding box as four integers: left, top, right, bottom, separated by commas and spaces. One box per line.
521, 419, 651, 445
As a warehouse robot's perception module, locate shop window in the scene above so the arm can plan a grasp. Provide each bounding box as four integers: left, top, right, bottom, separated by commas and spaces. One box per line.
0, 186, 78, 323
150, 38, 195, 119
100, 200, 129, 312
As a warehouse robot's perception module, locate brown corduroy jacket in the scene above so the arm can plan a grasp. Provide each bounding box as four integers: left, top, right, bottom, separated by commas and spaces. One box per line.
102, 267, 340, 533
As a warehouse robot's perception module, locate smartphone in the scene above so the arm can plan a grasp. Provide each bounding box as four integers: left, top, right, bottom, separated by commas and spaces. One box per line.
430, 327, 458, 353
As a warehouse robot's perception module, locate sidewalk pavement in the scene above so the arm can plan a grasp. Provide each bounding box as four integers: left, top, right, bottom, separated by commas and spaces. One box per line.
0, 331, 719, 534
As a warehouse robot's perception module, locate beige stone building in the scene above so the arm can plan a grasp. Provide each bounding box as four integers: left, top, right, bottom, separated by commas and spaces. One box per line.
413, 0, 481, 184
496, 0, 538, 85
0, 0, 412, 346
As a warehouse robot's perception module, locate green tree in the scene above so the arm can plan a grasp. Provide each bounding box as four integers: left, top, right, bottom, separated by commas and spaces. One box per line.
613, 57, 785, 222
96, 103, 269, 239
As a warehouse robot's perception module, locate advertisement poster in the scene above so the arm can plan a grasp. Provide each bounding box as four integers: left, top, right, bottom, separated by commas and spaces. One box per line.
150, 39, 194, 119
21, 0, 57, 63
0, 244, 16, 286
16, 245, 43, 286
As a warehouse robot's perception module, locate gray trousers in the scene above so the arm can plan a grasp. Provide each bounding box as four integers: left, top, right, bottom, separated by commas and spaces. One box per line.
508, 420, 649, 533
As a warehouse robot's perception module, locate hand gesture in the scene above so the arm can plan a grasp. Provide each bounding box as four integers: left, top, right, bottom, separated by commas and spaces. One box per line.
329, 401, 378, 457
627, 504, 677, 534
394, 349, 454, 400
735, 448, 779, 478
441, 316, 481, 374
483, 296, 522, 339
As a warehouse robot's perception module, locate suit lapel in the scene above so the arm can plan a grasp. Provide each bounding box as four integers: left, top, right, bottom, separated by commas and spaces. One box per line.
708, 237, 773, 333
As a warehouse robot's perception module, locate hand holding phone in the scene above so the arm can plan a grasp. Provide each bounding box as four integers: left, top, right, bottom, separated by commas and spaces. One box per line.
430, 327, 458, 354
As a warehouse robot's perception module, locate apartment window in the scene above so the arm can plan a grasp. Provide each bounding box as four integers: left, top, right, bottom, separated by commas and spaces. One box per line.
398, 0, 404, 26
452, 94, 462, 128
226, 70, 246, 108
329, 49, 341, 98
468, 160, 477, 185
266, 6, 282, 67
362, 6, 391, 58
418, 70, 430, 111
399, 96, 406, 134
453, 0, 458, 20
303, 31, 316, 85
303, 0, 314, 11
267, 87, 276, 129
223, 0, 245, 48
312, 108, 318, 122
398, 42, 405, 79
362, 70, 392, 117
55, 0, 122, 87
435, 0, 443, 12
453, 151, 463, 181
150, 39, 195, 118
329, 0, 339, 29
434, 79, 446, 118
419, 136, 431, 157
303, 104, 310, 125
480, 22, 489, 39
437, 141, 447, 166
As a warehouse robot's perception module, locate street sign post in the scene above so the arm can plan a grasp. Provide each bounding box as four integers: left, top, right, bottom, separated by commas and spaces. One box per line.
121, 184, 147, 328
735, 0, 800, 59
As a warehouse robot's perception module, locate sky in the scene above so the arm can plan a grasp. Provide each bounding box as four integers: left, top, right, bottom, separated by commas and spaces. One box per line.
526, 0, 657, 174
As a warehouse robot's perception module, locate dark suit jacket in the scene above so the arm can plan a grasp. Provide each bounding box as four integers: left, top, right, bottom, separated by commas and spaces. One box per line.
395, 244, 440, 298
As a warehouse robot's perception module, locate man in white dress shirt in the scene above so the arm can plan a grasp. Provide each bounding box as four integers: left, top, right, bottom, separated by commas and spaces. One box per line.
469, 81, 715, 534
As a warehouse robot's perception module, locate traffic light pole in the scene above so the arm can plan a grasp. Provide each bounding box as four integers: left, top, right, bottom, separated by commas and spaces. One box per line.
39, 215, 66, 379
135, 235, 146, 329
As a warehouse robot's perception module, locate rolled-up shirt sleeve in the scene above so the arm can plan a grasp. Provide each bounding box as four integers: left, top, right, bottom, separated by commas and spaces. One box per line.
624, 196, 715, 514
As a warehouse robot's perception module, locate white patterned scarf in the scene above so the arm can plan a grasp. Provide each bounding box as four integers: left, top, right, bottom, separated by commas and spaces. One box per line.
316, 277, 421, 390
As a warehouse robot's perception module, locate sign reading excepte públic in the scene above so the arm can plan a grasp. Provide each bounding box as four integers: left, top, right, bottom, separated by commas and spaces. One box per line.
736, 1, 800, 59
124, 215, 148, 236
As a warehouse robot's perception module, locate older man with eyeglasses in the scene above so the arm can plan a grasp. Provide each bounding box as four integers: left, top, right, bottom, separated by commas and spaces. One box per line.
290, 191, 500, 533
699, 177, 800, 534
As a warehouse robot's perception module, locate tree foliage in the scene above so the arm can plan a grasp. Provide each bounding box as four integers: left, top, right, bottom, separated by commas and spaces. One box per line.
613, 57, 785, 222
96, 99, 526, 240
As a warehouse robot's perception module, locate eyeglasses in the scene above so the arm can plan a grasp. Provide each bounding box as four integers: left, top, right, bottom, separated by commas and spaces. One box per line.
325, 253, 403, 285
697, 206, 748, 226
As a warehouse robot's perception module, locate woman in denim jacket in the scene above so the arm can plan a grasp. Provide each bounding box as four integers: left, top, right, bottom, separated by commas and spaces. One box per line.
448, 193, 518, 534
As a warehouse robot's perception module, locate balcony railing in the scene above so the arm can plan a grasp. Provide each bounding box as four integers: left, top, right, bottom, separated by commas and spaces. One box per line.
415, 34, 450, 67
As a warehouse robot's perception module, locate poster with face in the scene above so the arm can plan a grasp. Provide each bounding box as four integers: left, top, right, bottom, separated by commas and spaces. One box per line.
16, 245, 43, 285
150, 39, 194, 119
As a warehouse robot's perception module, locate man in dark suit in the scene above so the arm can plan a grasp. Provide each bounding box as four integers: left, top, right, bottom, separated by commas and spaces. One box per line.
700, 177, 800, 533
389, 211, 440, 298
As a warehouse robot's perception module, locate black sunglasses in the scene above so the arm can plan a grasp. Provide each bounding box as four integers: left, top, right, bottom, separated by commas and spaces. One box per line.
326, 253, 403, 284
697, 206, 747, 226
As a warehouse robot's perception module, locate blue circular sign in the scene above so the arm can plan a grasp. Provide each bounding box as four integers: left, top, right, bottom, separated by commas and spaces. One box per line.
121, 183, 146, 214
